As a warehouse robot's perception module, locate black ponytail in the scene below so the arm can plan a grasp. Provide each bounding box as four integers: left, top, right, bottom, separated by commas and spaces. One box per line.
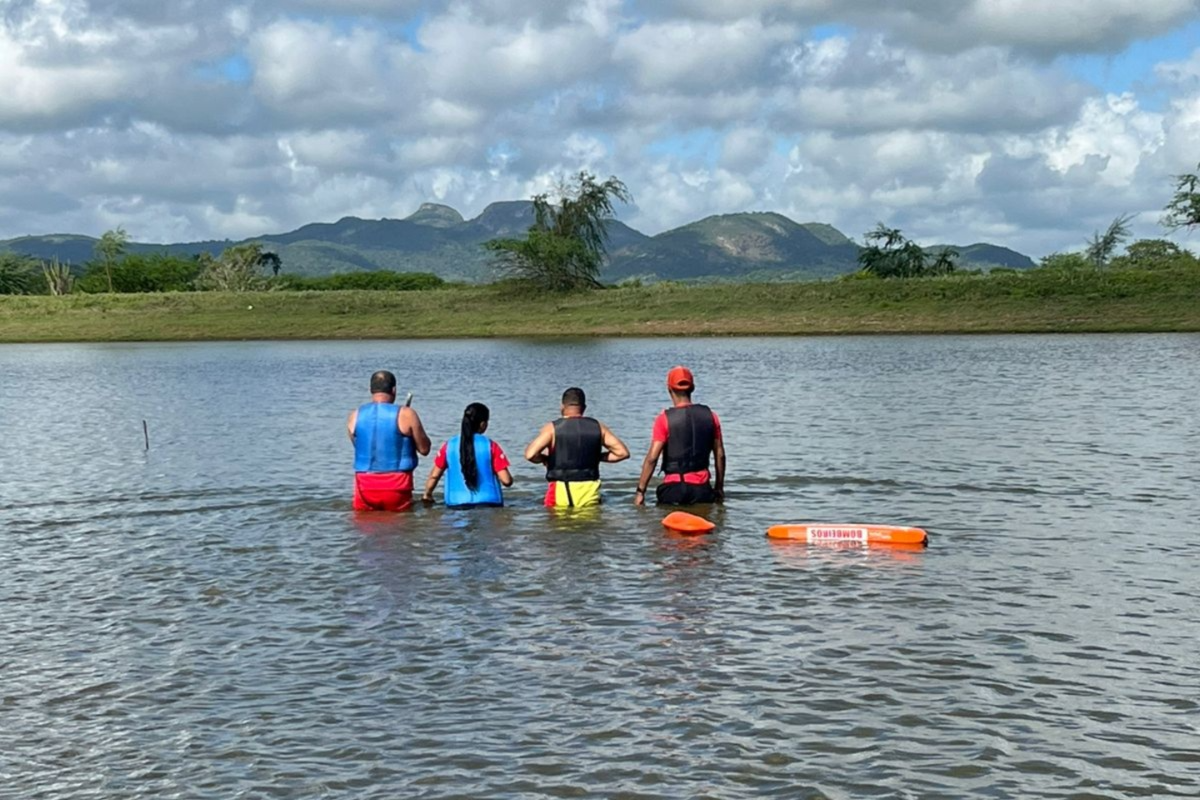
459, 402, 490, 491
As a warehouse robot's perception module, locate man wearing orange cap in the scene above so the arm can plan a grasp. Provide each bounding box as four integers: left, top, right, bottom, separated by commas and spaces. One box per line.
633, 366, 726, 506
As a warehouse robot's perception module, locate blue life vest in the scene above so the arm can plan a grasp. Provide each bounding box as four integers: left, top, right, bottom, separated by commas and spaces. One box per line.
353, 402, 417, 473
444, 433, 504, 507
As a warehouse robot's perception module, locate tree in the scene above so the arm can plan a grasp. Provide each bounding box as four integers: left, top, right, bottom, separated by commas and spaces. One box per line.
78, 252, 202, 293
857, 224, 958, 278
94, 227, 129, 293
485, 172, 632, 291
1085, 213, 1134, 268
0, 252, 37, 294
260, 251, 282, 277
196, 243, 276, 291
1162, 163, 1200, 231
1109, 238, 1199, 271
42, 258, 75, 296
1038, 252, 1090, 271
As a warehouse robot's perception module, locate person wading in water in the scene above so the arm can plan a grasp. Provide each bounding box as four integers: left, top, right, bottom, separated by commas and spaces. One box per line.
524, 387, 629, 508
347, 370, 431, 511
422, 402, 513, 508
634, 366, 725, 506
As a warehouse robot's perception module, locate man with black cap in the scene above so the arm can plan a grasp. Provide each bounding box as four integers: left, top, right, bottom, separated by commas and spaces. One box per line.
634, 366, 725, 506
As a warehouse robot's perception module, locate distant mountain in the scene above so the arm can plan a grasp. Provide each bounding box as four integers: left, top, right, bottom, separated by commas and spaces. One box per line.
605, 212, 861, 281
405, 202, 464, 228
1, 204, 1035, 283
928, 243, 1035, 270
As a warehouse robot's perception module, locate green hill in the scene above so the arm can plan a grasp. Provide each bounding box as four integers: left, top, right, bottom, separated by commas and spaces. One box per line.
605, 212, 861, 281
928, 243, 1035, 270
2, 204, 1034, 283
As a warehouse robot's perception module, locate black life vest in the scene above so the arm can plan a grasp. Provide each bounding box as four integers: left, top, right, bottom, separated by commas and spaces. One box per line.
546, 417, 602, 482
662, 404, 715, 476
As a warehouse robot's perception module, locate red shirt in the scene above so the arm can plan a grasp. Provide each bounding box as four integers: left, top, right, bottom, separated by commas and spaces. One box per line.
652, 404, 722, 484
434, 440, 510, 474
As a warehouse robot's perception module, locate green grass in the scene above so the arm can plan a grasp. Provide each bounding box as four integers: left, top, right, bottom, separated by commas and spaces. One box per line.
2, 267, 1198, 342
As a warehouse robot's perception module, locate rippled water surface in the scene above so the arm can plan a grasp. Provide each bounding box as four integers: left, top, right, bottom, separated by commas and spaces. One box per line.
2, 335, 1199, 799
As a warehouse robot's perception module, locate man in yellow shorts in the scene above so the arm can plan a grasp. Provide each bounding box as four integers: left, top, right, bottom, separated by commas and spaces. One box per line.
524, 387, 629, 507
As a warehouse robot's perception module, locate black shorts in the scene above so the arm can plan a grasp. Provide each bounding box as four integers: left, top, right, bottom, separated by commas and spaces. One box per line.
655, 481, 717, 506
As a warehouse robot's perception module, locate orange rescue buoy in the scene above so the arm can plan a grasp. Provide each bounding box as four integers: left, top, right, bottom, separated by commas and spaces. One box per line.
662, 511, 716, 534
766, 523, 928, 546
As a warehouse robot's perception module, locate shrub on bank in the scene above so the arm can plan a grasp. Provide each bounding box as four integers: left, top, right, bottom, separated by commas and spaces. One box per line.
274, 271, 445, 291
78, 253, 202, 293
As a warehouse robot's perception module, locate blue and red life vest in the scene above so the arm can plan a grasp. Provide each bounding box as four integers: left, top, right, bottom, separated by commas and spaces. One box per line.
353, 402, 418, 473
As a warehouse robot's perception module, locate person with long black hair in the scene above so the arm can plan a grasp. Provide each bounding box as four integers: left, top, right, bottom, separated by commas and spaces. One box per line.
422, 403, 513, 508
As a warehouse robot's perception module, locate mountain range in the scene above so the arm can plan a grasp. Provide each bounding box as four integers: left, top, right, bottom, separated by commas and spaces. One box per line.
0, 202, 1034, 282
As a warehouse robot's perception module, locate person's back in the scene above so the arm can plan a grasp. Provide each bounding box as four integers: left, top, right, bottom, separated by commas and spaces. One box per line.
634, 366, 725, 506
524, 387, 629, 508
423, 403, 513, 508
347, 370, 431, 511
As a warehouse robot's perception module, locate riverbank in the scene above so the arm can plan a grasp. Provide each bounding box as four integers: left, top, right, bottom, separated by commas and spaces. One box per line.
2, 267, 1198, 341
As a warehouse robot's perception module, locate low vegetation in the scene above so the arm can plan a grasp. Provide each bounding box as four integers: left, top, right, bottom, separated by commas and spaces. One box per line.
2, 163, 1197, 340
2, 262, 1197, 342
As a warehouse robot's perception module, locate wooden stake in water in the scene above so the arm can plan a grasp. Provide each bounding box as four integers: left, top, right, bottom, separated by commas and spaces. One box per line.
143, 420, 149, 451
404, 392, 413, 407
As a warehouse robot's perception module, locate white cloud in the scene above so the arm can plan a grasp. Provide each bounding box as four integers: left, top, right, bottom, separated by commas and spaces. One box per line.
2, 0, 1199, 261
658, 0, 1200, 54
249, 20, 420, 124
613, 18, 797, 92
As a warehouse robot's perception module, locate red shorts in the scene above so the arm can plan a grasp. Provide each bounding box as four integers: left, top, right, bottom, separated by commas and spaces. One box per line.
353, 472, 414, 512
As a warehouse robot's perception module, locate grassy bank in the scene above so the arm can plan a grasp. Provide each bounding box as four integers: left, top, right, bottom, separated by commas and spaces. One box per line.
2, 267, 1198, 342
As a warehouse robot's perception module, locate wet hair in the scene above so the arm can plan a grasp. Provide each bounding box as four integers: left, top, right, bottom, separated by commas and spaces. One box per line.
459, 402, 490, 491
561, 387, 586, 409
370, 370, 397, 395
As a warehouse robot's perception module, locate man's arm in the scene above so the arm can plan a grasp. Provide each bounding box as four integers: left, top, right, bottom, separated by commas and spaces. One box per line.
399, 407, 432, 456
347, 410, 357, 444
599, 423, 630, 463
524, 423, 554, 464
713, 434, 726, 502
634, 440, 664, 506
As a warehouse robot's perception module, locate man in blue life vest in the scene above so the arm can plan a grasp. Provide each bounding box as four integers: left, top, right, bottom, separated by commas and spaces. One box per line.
347, 370, 431, 511
524, 387, 630, 507
634, 366, 725, 506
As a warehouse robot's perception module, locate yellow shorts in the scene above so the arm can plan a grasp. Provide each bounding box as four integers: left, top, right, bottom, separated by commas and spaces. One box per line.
544, 480, 602, 508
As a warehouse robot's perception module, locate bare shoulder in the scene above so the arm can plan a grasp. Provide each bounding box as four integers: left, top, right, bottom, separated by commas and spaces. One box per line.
398, 404, 422, 429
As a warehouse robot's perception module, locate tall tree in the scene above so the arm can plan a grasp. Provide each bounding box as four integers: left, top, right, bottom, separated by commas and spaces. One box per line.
857, 224, 957, 278
1084, 213, 1134, 269
1162, 163, 1200, 231
485, 172, 632, 291
94, 227, 130, 293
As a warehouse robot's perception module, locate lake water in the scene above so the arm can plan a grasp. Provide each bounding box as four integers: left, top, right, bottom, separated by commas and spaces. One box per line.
1, 335, 1198, 799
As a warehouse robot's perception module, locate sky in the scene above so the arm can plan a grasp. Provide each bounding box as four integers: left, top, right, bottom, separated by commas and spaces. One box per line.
2, 0, 1199, 258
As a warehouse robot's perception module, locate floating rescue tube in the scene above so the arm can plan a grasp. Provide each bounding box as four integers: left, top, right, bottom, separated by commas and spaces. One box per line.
662, 511, 716, 534
766, 523, 928, 546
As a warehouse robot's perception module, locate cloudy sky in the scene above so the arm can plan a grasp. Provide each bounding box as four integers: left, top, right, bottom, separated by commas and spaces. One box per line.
2, 0, 1199, 257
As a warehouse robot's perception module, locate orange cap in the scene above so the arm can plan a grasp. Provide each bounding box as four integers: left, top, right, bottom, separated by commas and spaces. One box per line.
666, 366, 694, 391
